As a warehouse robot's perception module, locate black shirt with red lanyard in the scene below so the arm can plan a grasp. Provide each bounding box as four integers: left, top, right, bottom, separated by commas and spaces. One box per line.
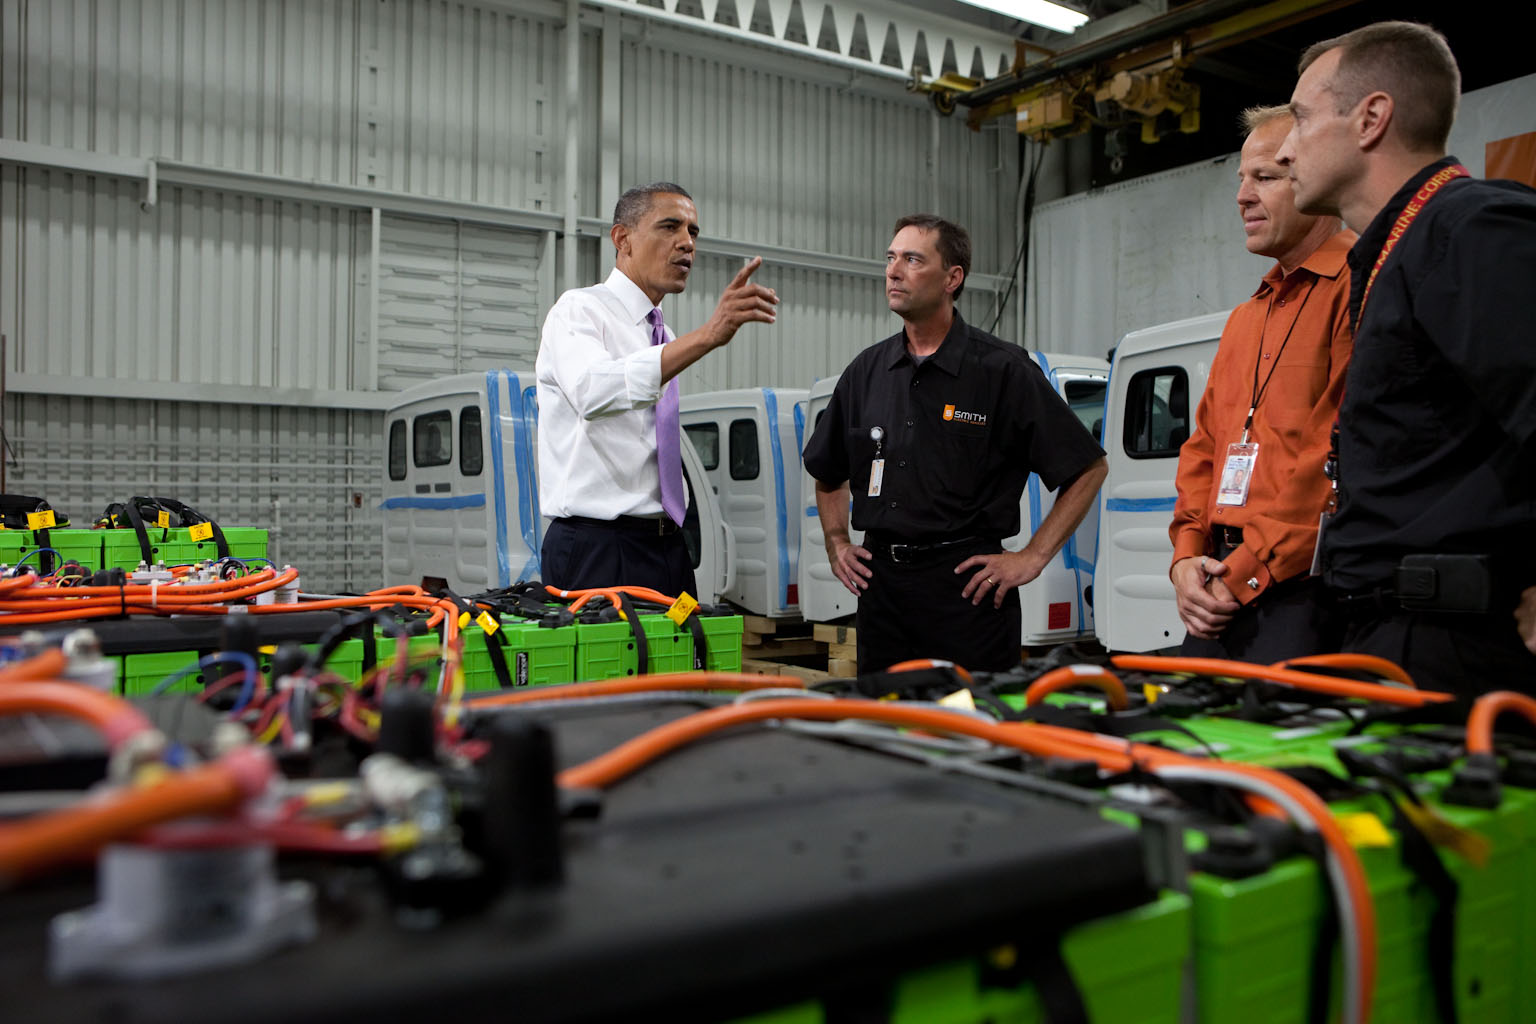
1323, 157, 1536, 596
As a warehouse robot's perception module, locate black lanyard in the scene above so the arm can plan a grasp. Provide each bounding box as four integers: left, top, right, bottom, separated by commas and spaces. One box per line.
1241, 277, 1314, 443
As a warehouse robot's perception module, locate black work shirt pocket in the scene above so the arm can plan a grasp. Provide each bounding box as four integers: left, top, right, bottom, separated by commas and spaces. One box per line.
933, 420, 995, 498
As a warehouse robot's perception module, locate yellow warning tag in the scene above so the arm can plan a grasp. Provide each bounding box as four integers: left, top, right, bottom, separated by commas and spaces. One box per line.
665, 591, 699, 625
26, 510, 56, 530
189, 521, 213, 542
938, 688, 977, 712
1399, 798, 1491, 867
1336, 812, 1395, 849
476, 611, 500, 636
156, 510, 171, 529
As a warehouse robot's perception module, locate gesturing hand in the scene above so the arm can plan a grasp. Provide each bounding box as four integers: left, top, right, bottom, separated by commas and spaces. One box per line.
707, 256, 779, 346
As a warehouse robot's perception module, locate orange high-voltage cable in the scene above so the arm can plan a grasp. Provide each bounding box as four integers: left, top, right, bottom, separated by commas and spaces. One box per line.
0, 745, 276, 884
1111, 654, 1452, 708
1023, 665, 1130, 710
1272, 652, 1418, 689
1465, 690, 1536, 755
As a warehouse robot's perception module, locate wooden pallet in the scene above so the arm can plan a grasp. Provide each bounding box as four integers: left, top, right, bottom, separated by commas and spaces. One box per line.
812, 623, 858, 677
739, 617, 858, 679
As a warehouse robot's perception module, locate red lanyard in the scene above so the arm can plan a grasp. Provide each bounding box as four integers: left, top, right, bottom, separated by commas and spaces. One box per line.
1357, 163, 1469, 319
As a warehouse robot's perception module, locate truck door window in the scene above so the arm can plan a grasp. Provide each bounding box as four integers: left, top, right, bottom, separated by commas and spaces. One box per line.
388, 420, 407, 480
413, 411, 453, 468
460, 406, 483, 476
728, 418, 759, 481
684, 423, 720, 471
1064, 379, 1108, 442
1123, 367, 1189, 458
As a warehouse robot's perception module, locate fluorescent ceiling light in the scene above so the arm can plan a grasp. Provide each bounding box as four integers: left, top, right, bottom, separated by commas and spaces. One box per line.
954, 0, 1090, 34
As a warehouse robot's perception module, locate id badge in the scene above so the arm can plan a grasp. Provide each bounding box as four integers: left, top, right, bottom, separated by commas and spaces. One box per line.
866, 425, 886, 497
1309, 511, 1328, 576
1215, 443, 1258, 507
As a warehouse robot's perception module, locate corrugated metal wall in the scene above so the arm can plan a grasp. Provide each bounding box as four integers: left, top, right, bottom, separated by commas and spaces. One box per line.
376, 215, 545, 391
5, 166, 363, 389
2, 0, 1022, 592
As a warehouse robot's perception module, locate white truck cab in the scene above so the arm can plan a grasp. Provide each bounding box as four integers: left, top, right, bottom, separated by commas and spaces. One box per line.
798, 377, 857, 624
680, 388, 808, 618
1011, 352, 1110, 644
796, 353, 1110, 646
382, 370, 734, 601
1093, 313, 1224, 653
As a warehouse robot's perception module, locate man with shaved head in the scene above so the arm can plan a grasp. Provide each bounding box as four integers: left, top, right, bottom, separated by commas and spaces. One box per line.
1276, 22, 1536, 697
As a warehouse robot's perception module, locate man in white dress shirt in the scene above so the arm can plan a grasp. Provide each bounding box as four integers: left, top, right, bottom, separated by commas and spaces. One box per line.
536, 182, 779, 596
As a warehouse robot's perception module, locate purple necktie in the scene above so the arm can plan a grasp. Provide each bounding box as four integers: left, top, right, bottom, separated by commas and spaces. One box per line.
648, 308, 685, 526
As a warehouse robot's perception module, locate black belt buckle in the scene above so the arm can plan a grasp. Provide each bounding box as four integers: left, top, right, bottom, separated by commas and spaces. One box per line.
886, 542, 918, 564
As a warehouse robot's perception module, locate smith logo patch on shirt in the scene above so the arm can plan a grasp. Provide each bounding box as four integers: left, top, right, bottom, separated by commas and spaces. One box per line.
943, 404, 988, 426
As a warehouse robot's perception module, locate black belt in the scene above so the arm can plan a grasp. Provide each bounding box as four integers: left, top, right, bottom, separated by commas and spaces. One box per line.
562, 514, 680, 537
865, 534, 986, 565
1213, 526, 1244, 560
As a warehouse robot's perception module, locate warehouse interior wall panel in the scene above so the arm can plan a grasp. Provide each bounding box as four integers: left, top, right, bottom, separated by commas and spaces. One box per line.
1, 165, 364, 392
364, 0, 558, 207
375, 214, 545, 390
1446, 71, 1536, 179
4, 393, 384, 594
1024, 156, 1253, 361
620, 38, 1019, 265
7, 0, 361, 182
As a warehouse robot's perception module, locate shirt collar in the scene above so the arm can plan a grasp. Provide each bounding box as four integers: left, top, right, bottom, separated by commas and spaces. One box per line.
1252, 227, 1357, 297
605, 267, 661, 326
883, 310, 970, 376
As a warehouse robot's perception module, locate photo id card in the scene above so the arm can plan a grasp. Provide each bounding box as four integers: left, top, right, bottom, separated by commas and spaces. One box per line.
868, 458, 885, 496
1216, 443, 1259, 507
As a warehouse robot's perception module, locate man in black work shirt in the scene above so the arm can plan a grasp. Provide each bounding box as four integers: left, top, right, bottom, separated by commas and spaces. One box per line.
1276, 21, 1536, 697
802, 215, 1107, 672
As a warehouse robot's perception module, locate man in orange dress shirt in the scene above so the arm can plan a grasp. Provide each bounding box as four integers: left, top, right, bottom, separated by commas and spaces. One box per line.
1169, 106, 1355, 661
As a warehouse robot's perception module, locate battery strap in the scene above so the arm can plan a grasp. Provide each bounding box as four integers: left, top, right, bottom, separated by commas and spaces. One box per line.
614, 591, 648, 674
977, 937, 1089, 1024
682, 611, 707, 670
361, 623, 378, 673
482, 614, 513, 689
121, 498, 159, 567
1336, 748, 1461, 1024
153, 496, 231, 559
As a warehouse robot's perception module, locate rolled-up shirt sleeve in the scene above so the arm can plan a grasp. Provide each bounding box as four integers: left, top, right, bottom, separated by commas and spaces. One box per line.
541, 294, 665, 419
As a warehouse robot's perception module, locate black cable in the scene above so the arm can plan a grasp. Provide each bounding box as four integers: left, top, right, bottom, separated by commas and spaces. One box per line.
989, 139, 1049, 336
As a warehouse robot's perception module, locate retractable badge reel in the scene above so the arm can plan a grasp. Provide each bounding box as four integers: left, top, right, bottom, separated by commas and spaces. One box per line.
867, 426, 885, 497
